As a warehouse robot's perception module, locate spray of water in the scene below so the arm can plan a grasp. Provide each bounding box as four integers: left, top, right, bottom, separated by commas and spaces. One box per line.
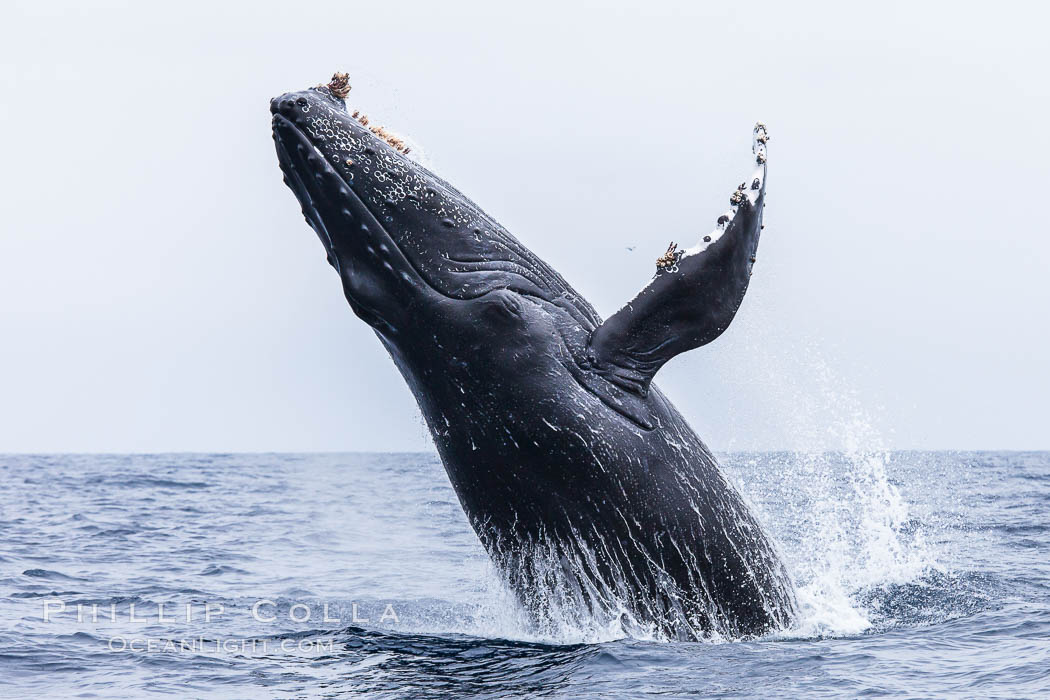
710, 313, 938, 639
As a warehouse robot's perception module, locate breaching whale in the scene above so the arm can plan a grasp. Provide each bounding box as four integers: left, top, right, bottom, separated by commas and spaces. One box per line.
270, 74, 796, 640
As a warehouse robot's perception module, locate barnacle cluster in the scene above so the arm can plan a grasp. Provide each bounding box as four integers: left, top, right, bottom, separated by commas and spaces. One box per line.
325, 72, 352, 99
349, 110, 411, 155
315, 72, 412, 155
656, 242, 680, 269
368, 124, 412, 155
300, 76, 473, 229
753, 122, 769, 164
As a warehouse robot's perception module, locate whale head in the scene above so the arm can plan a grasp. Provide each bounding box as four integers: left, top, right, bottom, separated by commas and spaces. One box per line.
271, 78, 766, 430
270, 85, 599, 332
270, 83, 645, 421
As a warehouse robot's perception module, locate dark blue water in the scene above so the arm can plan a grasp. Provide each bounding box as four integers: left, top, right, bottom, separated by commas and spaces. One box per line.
1, 451, 1047, 698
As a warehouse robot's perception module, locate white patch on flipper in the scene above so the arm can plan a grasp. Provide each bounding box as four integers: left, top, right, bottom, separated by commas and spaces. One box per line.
680, 123, 768, 261
606, 123, 770, 315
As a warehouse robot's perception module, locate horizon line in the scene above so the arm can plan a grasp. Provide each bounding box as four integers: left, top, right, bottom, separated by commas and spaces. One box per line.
2, 448, 1047, 457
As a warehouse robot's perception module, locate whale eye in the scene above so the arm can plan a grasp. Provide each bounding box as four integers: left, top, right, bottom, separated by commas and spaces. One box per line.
481, 290, 525, 325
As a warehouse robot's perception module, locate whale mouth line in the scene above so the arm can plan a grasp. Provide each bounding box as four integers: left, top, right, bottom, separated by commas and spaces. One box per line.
272, 112, 547, 318
271, 112, 400, 258
272, 111, 355, 205
271, 112, 441, 313
272, 114, 338, 254
272, 112, 558, 306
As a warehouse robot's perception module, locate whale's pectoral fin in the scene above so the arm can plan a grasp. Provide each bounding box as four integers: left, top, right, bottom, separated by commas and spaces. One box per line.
588, 124, 769, 397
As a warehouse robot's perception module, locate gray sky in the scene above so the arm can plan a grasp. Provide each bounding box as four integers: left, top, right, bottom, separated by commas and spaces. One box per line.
2, 1, 1047, 453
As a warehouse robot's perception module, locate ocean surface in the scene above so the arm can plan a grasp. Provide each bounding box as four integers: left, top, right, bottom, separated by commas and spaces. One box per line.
0, 451, 1047, 698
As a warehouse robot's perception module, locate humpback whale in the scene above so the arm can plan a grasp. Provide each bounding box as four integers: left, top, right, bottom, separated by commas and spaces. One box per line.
270, 75, 796, 640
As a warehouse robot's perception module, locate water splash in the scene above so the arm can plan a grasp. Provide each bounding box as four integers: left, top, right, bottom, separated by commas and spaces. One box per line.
468, 560, 639, 646
777, 448, 934, 639
711, 322, 939, 639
